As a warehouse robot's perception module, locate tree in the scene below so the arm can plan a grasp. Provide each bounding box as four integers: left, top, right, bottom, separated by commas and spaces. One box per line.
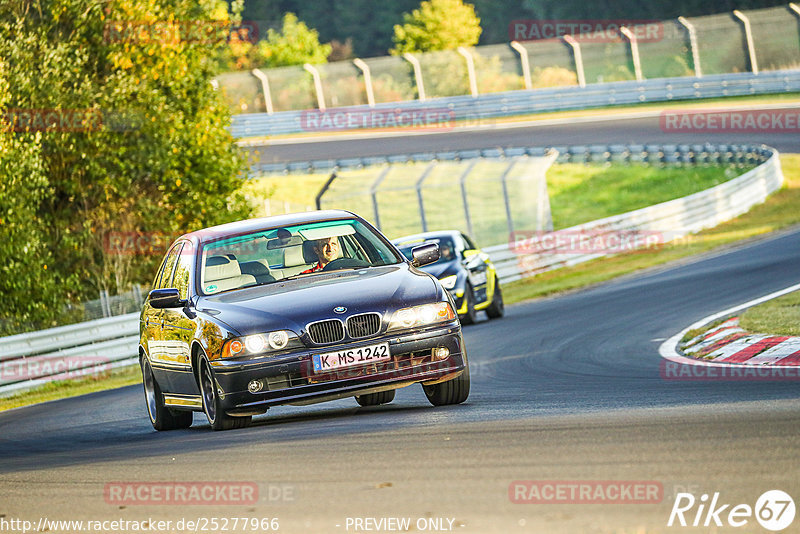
390, 0, 481, 55
255, 12, 332, 67
0, 0, 251, 332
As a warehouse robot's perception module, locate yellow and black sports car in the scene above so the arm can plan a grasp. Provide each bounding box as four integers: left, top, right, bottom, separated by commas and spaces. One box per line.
139, 211, 469, 431
393, 231, 504, 325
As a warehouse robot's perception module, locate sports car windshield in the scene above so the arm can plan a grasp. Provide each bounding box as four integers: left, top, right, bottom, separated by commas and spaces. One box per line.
198, 219, 402, 295
396, 236, 457, 266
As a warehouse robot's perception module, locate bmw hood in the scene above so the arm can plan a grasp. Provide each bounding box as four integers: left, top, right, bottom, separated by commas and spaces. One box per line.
196, 264, 441, 336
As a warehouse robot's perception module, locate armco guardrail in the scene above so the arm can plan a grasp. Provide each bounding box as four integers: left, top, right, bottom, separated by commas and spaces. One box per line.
488, 143, 783, 282
0, 143, 782, 396
0, 313, 139, 397
230, 70, 800, 139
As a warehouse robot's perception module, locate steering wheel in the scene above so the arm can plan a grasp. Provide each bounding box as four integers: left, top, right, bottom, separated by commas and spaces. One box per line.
322, 258, 370, 271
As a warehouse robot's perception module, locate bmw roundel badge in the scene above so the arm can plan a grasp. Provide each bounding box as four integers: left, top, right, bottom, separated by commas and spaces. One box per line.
333, 306, 347, 314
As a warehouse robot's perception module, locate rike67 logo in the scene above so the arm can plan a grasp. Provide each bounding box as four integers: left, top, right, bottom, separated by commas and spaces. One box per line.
668, 490, 795, 531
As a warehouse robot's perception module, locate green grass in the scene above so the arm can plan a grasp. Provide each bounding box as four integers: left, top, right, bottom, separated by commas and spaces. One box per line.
547, 164, 744, 229
740, 290, 800, 337
0, 365, 141, 412
503, 154, 800, 305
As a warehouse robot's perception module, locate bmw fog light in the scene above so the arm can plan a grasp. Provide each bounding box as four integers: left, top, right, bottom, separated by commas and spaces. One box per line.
433, 347, 450, 360
248, 380, 264, 394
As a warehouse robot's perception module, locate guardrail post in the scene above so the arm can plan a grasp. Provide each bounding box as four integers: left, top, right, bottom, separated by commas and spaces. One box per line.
620, 26, 644, 82
353, 58, 376, 108
509, 41, 532, 90
677, 17, 703, 78
369, 166, 392, 230
458, 160, 478, 237
457, 46, 479, 97
251, 68, 274, 115
402, 53, 426, 101
303, 63, 327, 110
415, 162, 436, 232
733, 10, 759, 75
562, 35, 586, 88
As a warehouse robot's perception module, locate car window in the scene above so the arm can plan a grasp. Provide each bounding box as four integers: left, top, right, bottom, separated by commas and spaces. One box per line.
198, 218, 402, 294
461, 233, 477, 250
154, 243, 182, 290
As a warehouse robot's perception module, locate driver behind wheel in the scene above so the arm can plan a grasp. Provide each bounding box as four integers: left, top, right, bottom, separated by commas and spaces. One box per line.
300, 236, 340, 274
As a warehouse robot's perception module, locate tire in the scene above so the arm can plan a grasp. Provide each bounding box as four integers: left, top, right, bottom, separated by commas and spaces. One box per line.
199, 358, 251, 431
355, 389, 396, 406
422, 364, 470, 406
459, 283, 478, 325
485, 277, 505, 319
141, 357, 193, 431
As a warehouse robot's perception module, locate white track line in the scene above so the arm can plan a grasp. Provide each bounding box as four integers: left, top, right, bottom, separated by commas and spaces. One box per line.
658, 282, 800, 367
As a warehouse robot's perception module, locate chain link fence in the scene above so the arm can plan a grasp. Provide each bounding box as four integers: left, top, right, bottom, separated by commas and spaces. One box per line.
313, 152, 556, 246
219, 6, 800, 115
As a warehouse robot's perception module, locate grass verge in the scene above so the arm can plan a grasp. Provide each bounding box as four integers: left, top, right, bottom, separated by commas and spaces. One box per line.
503, 154, 800, 305
740, 291, 800, 337
0, 364, 141, 412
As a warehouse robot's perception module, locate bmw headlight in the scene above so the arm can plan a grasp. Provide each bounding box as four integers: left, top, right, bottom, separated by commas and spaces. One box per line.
387, 302, 456, 332
439, 275, 457, 290
222, 330, 299, 358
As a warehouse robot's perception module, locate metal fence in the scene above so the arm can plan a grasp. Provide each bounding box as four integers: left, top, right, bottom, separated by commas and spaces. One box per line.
231, 69, 800, 139
313, 151, 556, 245
217, 5, 800, 116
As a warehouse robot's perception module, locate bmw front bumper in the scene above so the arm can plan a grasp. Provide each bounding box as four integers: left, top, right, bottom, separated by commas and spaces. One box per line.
210, 322, 466, 414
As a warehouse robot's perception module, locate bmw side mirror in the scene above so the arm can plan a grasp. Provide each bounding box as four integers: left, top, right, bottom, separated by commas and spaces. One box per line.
411, 243, 440, 267
149, 288, 184, 309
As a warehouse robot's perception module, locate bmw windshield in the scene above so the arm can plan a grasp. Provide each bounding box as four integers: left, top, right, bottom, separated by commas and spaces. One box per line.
198, 218, 403, 295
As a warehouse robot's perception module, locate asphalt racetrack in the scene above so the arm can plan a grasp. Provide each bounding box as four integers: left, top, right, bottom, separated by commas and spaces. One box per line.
2, 110, 800, 533
248, 110, 800, 165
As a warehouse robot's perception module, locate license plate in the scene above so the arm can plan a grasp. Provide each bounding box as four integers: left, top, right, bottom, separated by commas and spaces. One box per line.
312, 342, 391, 372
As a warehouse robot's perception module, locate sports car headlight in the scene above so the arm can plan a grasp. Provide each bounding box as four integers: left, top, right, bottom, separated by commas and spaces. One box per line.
222, 330, 299, 358
439, 275, 457, 290
387, 302, 456, 331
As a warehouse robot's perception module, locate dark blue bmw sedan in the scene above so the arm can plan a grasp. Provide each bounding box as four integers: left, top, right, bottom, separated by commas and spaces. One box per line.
139, 210, 469, 431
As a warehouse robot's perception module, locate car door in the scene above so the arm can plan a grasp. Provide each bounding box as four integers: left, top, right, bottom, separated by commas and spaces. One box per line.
146, 242, 182, 390
159, 240, 200, 395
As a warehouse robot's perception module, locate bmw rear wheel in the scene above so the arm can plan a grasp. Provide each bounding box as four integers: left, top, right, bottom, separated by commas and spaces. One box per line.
141, 357, 192, 431
200, 358, 251, 431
